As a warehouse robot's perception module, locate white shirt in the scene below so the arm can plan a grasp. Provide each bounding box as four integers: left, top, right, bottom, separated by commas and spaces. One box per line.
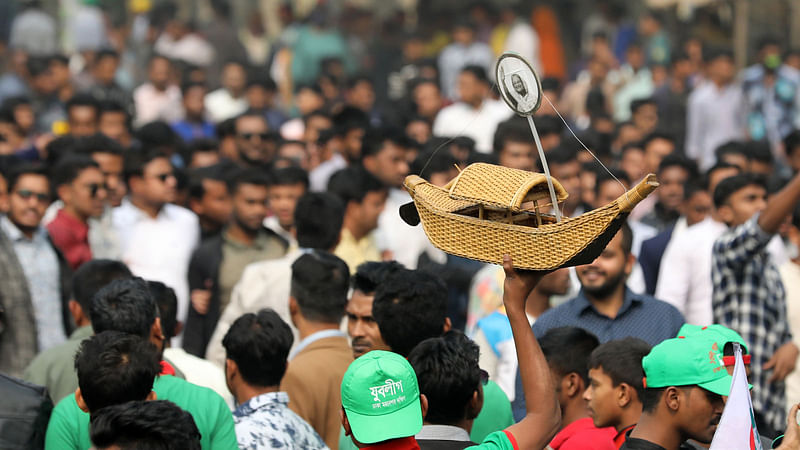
309, 153, 347, 192
437, 42, 495, 100
433, 100, 514, 153
656, 217, 786, 325
133, 84, 183, 127
503, 20, 541, 75
154, 33, 215, 67
375, 188, 446, 270
263, 215, 296, 249
685, 81, 745, 170
779, 261, 800, 410
163, 347, 234, 409
112, 199, 199, 327
204, 88, 249, 123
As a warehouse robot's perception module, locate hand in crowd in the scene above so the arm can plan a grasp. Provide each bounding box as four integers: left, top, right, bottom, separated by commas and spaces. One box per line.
190, 284, 212, 315
767, 342, 800, 383
776, 403, 800, 450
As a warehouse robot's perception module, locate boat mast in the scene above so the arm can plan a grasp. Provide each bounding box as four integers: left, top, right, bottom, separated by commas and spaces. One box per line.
527, 115, 562, 222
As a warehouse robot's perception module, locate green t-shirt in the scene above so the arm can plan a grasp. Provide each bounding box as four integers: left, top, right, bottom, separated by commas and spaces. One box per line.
468, 430, 517, 450
470, 380, 515, 442
44, 374, 237, 449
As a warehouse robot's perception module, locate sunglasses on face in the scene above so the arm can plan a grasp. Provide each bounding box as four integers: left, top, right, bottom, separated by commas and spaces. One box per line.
150, 172, 175, 183
238, 132, 271, 141
86, 183, 108, 198
15, 189, 50, 203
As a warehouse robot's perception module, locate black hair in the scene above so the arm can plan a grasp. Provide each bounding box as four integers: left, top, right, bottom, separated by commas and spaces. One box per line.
333, 107, 370, 134
91, 278, 158, 338
619, 222, 634, 256
66, 94, 100, 115
216, 118, 237, 139
713, 173, 766, 208
459, 65, 489, 85
222, 309, 293, 387
493, 117, 533, 155
44, 136, 78, 167
27, 56, 51, 78
411, 150, 457, 180
533, 114, 563, 137
630, 97, 656, 115
72, 260, 133, 313
620, 142, 644, 156
246, 74, 278, 91
147, 281, 178, 340
75, 331, 161, 412
641, 131, 675, 150
296, 83, 324, 96
187, 164, 229, 201
327, 166, 386, 204
792, 202, 800, 229
745, 140, 774, 165
704, 162, 741, 191
360, 126, 408, 160
714, 141, 747, 163
271, 166, 309, 188
227, 167, 270, 194
290, 251, 350, 324
351, 261, 405, 294
538, 327, 599, 385
540, 77, 561, 92
294, 192, 345, 250
51, 154, 99, 188
98, 100, 132, 132
705, 47, 734, 63
683, 180, 707, 201
94, 48, 120, 63
588, 338, 651, 401
594, 169, 631, 199
546, 144, 578, 166
347, 74, 374, 90
182, 138, 219, 164
90, 400, 201, 450
74, 133, 125, 157
135, 121, 181, 152
408, 330, 481, 425
180, 80, 207, 96
124, 148, 170, 184
372, 268, 448, 356
148, 53, 171, 67
657, 153, 698, 178
783, 130, 800, 157
6, 163, 48, 193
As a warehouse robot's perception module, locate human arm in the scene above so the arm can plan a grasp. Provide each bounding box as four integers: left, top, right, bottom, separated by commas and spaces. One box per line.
501, 256, 561, 449
765, 341, 800, 383
759, 172, 800, 234
775, 403, 800, 450
654, 238, 690, 316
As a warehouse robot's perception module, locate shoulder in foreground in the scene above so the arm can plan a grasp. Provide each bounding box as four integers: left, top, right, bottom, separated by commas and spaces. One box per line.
639, 293, 684, 317
164, 204, 199, 224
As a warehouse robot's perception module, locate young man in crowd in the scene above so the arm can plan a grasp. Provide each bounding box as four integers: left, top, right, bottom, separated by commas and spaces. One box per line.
133, 54, 182, 127
64, 94, 99, 138
47, 155, 107, 270
264, 165, 308, 248
584, 338, 652, 448
281, 251, 353, 449
223, 309, 326, 449
184, 168, 288, 357
23, 259, 132, 403
639, 154, 696, 232
205, 192, 345, 365
233, 111, 275, 168
621, 335, 731, 449
493, 117, 536, 171
346, 261, 404, 359
172, 81, 215, 142
340, 256, 560, 449
45, 278, 237, 449
329, 166, 387, 273
186, 164, 233, 241
538, 327, 616, 450
97, 100, 133, 148
113, 149, 199, 328
711, 171, 800, 436
89, 400, 201, 450
545, 146, 583, 218
0, 164, 71, 376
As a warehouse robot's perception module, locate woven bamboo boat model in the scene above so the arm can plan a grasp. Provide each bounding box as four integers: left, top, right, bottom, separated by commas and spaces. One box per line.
401, 164, 659, 270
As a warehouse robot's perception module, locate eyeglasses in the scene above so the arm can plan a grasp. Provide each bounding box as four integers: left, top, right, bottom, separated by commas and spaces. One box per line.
14, 189, 50, 203
479, 369, 489, 386
149, 172, 175, 183
238, 132, 272, 141
86, 183, 108, 198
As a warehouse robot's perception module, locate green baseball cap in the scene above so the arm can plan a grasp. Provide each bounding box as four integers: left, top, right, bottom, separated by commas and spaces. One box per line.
677, 324, 750, 367
341, 351, 422, 444
642, 336, 734, 396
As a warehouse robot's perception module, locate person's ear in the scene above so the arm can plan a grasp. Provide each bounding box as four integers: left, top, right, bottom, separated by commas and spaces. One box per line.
145, 390, 157, 401
341, 408, 352, 436
564, 372, 583, 397
68, 300, 86, 327
288, 296, 299, 316
188, 197, 204, 215
57, 184, 72, 205
624, 252, 636, 277
150, 317, 165, 348
617, 383, 633, 408
718, 204, 733, 225
443, 317, 452, 334
362, 155, 377, 173
665, 386, 681, 411
467, 387, 483, 420
75, 388, 90, 413
225, 358, 238, 380
420, 393, 429, 419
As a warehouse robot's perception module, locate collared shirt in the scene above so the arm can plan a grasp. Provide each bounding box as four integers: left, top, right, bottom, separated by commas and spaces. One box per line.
113, 199, 199, 326
549, 417, 616, 450
417, 425, 473, 443
741, 64, 800, 148
619, 437, 666, 450
531, 288, 684, 347
133, 83, 183, 127
432, 100, 514, 153
362, 436, 420, 450
204, 88, 248, 123
437, 42, 495, 100
23, 325, 93, 403
334, 228, 381, 275
263, 215, 297, 250
218, 227, 287, 312
289, 329, 347, 361
611, 66, 655, 122
0, 216, 65, 351
47, 209, 91, 270
614, 425, 636, 449
685, 81, 745, 170
712, 214, 790, 432
233, 391, 327, 450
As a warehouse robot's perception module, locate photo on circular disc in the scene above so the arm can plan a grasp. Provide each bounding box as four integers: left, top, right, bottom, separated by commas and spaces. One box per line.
495, 52, 542, 117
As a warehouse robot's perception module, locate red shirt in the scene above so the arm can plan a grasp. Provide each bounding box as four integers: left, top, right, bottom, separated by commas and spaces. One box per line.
361, 437, 420, 450
550, 417, 617, 450
47, 209, 91, 270
614, 424, 636, 449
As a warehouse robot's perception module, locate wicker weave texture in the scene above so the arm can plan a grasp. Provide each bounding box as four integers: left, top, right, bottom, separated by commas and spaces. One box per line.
448, 163, 568, 211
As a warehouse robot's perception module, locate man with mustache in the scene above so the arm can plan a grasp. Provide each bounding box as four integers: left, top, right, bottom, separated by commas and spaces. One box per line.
345, 261, 403, 359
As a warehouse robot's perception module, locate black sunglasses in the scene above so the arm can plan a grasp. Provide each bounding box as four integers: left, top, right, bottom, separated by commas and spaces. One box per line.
151, 172, 175, 183
239, 132, 272, 141
15, 189, 50, 203
87, 183, 108, 198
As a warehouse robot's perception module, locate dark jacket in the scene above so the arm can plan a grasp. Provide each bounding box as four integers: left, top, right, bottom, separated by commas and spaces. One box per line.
639, 226, 675, 295
0, 228, 72, 378
183, 228, 287, 357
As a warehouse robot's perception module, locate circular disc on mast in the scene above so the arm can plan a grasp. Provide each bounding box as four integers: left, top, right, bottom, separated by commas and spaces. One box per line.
495, 52, 543, 117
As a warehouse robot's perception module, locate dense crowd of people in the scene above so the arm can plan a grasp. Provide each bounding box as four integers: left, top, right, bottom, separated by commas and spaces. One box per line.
3, 0, 800, 449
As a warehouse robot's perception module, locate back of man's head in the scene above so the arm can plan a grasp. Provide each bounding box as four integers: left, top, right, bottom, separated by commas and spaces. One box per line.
91, 278, 158, 338
72, 260, 132, 315
327, 165, 385, 205
147, 281, 179, 340
75, 331, 161, 413
539, 327, 600, 387
351, 261, 406, 295
291, 251, 350, 324
90, 400, 201, 450
294, 192, 345, 250
372, 269, 448, 356
408, 330, 482, 425
223, 309, 294, 388
589, 338, 651, 402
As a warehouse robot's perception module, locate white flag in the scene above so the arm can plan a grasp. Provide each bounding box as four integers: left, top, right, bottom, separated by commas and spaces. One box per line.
709, 344, 763, 450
